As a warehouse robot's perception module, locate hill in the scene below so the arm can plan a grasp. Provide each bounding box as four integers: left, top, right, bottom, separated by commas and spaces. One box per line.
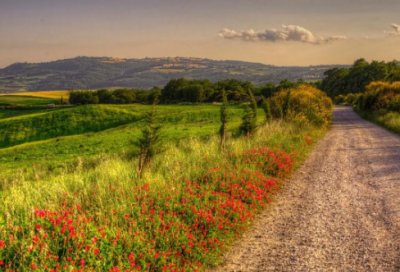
0, 56, 348, 92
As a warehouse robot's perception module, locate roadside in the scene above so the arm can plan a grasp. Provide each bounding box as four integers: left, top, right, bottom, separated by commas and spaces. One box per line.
210, 106, 400, 272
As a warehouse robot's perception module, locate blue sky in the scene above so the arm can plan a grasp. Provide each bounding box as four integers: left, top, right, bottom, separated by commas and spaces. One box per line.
1, 0, 400, 67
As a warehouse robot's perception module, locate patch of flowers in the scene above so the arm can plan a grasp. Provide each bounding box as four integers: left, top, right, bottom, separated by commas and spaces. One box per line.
0, 146, 297, 271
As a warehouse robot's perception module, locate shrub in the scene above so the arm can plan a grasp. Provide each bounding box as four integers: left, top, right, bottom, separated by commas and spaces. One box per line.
270, 85, 333, 127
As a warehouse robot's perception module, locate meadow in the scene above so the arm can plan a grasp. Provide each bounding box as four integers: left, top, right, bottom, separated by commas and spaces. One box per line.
0, 86, 332, 271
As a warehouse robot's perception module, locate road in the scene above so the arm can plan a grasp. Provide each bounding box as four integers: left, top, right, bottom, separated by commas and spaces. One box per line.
211, 106, 400, 272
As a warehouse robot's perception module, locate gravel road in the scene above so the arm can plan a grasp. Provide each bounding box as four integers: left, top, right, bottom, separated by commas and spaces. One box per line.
211, 106, 400, 272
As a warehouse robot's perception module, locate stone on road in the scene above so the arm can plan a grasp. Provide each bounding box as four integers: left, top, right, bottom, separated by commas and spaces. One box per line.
210, 106, 400, 272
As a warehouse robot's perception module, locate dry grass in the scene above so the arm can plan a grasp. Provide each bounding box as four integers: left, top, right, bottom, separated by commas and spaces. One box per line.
5, 90, 71, 99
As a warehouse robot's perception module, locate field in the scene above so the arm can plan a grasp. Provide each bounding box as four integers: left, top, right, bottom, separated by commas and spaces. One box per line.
0, 95, 57, 106
0, 86, 332, 271
5, 90, 71, 99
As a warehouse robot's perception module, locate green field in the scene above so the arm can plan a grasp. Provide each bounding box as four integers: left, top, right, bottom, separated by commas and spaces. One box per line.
0, 103, 263, 176
0, 86, 332, 271
0, 95, 57, 105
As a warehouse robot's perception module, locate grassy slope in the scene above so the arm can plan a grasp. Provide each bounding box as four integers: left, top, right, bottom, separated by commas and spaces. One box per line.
0, 95, 57, 105
0, 105, 263, 175
0, 121, 327, 270
0, 105, 145, 149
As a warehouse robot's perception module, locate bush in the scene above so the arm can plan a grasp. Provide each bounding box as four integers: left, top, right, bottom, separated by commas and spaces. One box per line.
270, 85, 333, 127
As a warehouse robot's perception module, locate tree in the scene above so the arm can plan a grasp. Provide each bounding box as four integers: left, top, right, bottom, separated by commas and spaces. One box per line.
219, 89, 229, 150
260, 83, 275, 98
133, 98, 164, 178
283, 91, 292, 118
239, 106, 257, 136
261, 95, 272, 122
272, 98, 283, 119
248, 89, 258, 119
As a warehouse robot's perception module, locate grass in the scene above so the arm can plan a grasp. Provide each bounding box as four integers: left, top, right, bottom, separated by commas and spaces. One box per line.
0, 105, 262, 175
0, 95, 57, 106
356, 109, 400, 135
0, 88, 332, 271
0, 120, 327, 271
7, 90, 71, 100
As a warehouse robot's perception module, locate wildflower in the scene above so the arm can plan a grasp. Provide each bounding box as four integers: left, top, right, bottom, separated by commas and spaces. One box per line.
0, 240, 4, 249
80, 259, 85, 267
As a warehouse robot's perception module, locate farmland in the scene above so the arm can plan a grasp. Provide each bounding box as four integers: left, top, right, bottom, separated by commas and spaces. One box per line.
0, 86, 332, 271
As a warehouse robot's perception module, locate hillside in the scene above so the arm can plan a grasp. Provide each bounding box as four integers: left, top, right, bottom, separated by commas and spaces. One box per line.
0, 56, 347, 92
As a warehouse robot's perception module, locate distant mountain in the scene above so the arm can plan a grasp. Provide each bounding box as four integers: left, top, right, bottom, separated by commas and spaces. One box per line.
0, 56, 349, 93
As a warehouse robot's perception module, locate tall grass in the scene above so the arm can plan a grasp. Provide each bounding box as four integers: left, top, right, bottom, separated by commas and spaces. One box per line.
0, 104, 249, 149
0, 120, 326, 271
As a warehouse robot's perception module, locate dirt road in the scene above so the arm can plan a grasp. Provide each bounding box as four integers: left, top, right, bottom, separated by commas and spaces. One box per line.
211, 106, 400, 272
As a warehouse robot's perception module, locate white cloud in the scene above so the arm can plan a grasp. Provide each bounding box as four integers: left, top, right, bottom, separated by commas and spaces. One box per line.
389, 23, 400, 35
219, 25, 347, 44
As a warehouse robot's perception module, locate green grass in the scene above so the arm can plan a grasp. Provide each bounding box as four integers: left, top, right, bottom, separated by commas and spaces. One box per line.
0, 95, 57, 105
356, 109, 400, 135
0, 105, 263, 175
0, 104, 252, 149
0, 120, 327, 271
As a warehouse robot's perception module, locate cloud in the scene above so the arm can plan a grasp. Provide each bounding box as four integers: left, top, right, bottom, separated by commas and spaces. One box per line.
219, 25, 347, 44
388, 23, 400, 35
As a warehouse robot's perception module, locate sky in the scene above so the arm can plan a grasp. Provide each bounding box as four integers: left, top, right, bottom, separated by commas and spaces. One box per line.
1, 0, 400, 68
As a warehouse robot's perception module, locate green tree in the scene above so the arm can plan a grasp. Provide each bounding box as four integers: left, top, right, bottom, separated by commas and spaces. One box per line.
133, 98, 164, 178
239, 106, 257, 136
219, 89, 229, 150
283, 91, 292, 118
272, 98, 283, 119
248, 89, 258, 120
261, 95, 272, 122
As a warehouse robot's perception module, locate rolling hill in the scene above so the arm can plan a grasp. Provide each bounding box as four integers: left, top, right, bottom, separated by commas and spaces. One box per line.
0, 56, 348, 93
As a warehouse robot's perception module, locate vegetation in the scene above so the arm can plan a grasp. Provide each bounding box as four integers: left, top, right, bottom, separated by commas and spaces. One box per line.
0, 81, 333, 271
271, 85, 333, 127
0, 56, 341, 92
341, 81, 400, 134
321, 58, 400, 98
134, 100, 165, 178
0, 121, 329, 272
0, 95, 57, 106
219, 90, 229, 150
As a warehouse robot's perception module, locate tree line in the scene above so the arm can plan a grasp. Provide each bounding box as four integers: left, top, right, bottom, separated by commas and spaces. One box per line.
69, 78, 318, 105
321, 58, 400, 98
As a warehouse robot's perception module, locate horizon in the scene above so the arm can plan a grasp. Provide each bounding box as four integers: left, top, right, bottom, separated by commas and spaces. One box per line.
0, 55, 355, 69
1, 0, 400, 68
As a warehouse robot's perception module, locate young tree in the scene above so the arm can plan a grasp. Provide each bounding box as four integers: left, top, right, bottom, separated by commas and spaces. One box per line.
239, 106, 257, 136
248, 89, 258, 119
219, 89, 229, 150
283, 90, 292, 119
261, 95, 272, 122
133, 98, 164, 178
272, 98, 283, 119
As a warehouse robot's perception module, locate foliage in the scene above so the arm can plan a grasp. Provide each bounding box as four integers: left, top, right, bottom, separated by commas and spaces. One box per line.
283, 90, 292, 118
270, 85, 333, 127
239, 106, 257, 136
134, 100, 165, 178
219, 90, 229, 150
261, 95, 272, 122
69, 87, 161, 105
321, 58, 400, 98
